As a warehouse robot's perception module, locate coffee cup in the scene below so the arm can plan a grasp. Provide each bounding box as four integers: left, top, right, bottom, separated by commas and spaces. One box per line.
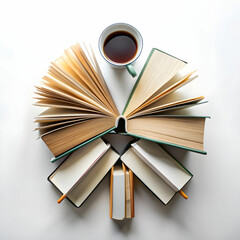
98, 23, 143, 77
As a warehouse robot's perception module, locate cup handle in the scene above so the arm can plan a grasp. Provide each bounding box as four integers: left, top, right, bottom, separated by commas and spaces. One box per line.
126, 64, 137, 78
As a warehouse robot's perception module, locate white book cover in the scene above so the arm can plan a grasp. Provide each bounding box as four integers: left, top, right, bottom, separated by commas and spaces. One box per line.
50, 138, 110, 195
131, 139, 192, 191
67, 148, 119, 207
121, 148, 175, 205
112, 165, 125, 220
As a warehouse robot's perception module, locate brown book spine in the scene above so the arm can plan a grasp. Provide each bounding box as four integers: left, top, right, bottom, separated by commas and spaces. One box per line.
129, 169, 135, 218
109, 166, 114, 218
122, 163, 127, 218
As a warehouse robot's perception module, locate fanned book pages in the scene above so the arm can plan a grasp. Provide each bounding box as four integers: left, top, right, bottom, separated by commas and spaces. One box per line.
34, 44, 208, 162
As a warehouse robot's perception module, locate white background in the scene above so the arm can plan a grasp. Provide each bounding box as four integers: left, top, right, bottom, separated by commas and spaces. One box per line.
0, 0, 240, 239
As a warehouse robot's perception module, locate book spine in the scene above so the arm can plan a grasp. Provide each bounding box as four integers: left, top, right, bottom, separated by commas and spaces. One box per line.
129, 169, 134, 218
109, 167, 114, 218
122, 163, 127, 218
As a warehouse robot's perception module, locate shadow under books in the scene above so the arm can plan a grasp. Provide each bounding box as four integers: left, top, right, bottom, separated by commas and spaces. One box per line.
111, 218, 133, 233
134, 175, 193, 217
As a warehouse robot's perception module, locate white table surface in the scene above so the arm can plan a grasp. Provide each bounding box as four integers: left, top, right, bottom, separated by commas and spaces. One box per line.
1, 0, 240, 239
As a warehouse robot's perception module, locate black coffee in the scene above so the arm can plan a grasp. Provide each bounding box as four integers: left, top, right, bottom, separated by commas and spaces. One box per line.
103, 31, 137, 64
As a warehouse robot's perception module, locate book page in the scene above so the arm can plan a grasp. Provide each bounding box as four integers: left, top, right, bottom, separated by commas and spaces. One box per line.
35, 43, 119, 133
131, 73, 196, 115
35, 108, 104, 119
123, 49, 186, 118
34, 98, 101, 112
144, 64, 197, 101
35, 118, 85, 131
71, 44, 119, 117
130, 96, 204, 117
35, 85, 107, 114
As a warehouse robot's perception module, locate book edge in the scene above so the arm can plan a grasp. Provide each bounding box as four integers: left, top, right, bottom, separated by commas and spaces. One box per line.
51, 126, 116, 162
152, 47, 187, 64
109, 166, 114, 218
126, 133, 207, 155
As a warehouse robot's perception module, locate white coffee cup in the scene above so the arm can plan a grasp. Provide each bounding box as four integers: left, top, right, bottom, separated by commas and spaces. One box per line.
98, 23, 143, 77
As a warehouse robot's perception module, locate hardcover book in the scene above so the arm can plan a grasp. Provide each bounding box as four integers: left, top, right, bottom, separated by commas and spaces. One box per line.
121, 139, 193, 204
48, 138, 119, 207
110, 163, 134, 220
34, 43, 208, 163
35, 43, 208, 213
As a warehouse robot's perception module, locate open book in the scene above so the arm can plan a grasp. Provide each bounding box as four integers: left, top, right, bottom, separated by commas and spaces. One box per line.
34, 43, 208, 162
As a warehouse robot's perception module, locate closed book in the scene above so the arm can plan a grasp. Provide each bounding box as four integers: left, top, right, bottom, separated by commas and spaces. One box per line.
48, 138, 119, 207
121, 139, 192, 205
110, 163, 134, 220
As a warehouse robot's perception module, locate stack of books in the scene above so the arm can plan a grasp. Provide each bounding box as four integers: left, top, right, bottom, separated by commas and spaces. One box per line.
34, 43, 208, 220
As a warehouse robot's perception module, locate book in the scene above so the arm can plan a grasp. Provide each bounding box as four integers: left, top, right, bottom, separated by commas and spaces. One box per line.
124, 165, 134, 218
121, 139, 193, 205
110, 163, 134, 220
48, 138, 119, 207
34, 44, 208, 162
110, 164, 125, 220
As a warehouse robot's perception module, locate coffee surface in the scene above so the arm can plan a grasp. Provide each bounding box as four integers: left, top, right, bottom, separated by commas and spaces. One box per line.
103, 31, 137, 64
